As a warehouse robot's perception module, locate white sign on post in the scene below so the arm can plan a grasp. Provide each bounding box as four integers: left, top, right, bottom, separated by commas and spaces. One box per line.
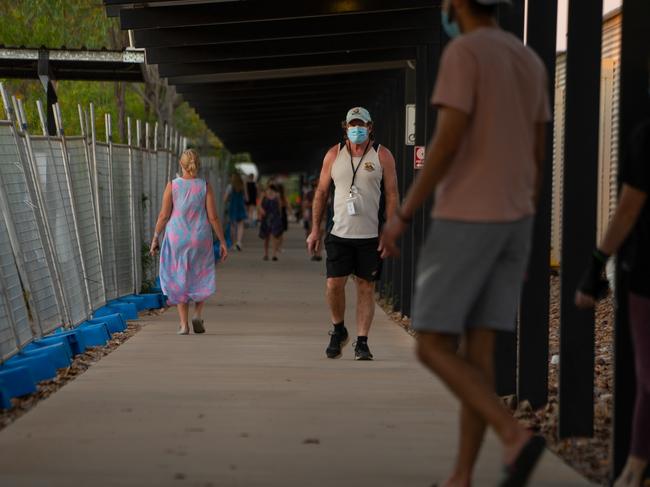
405, 104, 416, 146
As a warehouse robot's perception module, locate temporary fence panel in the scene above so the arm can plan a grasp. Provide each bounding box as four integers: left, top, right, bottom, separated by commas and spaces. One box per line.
65, 137, 106, 310
94, 142, 119, 300
0, 211, 32, 359
0, 123, 63, 334
112, 144, 135, 296
30, 136, 89, 326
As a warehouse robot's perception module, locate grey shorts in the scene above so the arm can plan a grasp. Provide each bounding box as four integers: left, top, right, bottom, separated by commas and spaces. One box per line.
412, 217, 533, 335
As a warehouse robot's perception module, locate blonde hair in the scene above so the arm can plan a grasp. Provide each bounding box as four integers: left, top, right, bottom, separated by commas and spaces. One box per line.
180, 149, 200, 177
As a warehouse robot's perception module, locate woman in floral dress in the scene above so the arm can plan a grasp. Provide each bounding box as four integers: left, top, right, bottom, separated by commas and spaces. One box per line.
150, 149, 228, 335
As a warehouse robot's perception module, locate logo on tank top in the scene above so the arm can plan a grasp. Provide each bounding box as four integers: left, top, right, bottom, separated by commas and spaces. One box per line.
363, 161, 375, 172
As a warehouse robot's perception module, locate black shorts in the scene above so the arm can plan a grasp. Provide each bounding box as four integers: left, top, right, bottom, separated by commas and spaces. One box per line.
325, 234, 382, 282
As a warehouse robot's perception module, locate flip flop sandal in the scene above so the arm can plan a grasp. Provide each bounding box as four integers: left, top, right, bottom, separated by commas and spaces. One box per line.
191, 318, 205, 334
499, 435, 546, 487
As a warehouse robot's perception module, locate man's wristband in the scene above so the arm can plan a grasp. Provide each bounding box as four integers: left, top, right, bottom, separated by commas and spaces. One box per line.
396, 209, 412, 224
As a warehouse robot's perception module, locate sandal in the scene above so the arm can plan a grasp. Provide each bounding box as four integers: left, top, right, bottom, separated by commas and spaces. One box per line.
192, 318, 205, 334
177, 326, 189, 335
499, 435, 546, 487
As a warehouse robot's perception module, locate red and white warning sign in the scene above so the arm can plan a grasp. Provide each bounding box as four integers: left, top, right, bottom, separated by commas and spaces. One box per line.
414, 146, 425, 169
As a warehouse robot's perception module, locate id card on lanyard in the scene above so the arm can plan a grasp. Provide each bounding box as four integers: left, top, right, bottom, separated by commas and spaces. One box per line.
347, 141, 371, 216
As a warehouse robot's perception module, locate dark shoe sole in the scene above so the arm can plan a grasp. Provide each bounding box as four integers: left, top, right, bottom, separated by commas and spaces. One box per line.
499, 435, 546, 487
355, 354, 374, 361
191, 318, 205, 334
326, 336, 349, 359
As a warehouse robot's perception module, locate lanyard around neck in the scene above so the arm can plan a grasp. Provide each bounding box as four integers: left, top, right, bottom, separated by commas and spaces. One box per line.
348, 141, 372, 193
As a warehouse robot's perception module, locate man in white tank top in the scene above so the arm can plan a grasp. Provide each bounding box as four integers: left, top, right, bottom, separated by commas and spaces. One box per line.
306, 107, 399, 361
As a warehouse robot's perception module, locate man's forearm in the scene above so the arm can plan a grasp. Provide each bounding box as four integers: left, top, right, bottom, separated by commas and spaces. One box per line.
311, 190, 327, 232
385, 194, 398, 222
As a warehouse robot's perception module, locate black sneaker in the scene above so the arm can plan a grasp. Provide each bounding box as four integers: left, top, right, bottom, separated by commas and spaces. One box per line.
354, 341, 374, 361
325, 326, 349, 359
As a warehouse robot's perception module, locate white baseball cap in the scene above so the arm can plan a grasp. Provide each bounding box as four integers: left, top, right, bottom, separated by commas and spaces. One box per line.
346, 107, 372, 124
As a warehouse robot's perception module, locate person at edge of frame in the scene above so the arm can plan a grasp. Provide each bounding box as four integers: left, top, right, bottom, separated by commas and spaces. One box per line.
576, 109, 650, 487
379, 0, 551, 485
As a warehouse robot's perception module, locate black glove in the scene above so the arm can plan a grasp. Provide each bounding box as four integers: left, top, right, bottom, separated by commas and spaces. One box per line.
577, 249, 610, 300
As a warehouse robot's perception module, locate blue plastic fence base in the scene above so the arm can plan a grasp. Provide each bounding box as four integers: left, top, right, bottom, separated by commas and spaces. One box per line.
136, 293, 164, 310
77, 322, 111, 347
28, 335, 74, 359
0, 366, 37, 399
117, 295, 147, 312
19, 343, 71, 370
0, 388, 11, 410
87, 314, 127, 334
53, 329, 86, 356
94, 301, 138, 321
2, 353, 58, 382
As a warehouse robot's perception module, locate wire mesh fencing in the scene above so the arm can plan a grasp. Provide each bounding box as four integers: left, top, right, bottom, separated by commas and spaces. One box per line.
0, 84, 229, 363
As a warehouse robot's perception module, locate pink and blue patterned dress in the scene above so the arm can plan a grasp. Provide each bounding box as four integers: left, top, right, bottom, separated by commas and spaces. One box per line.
160, 177, 216, 305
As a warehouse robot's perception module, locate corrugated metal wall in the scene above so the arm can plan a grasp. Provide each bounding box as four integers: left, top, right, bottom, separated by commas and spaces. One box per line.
551, 11, 621, 267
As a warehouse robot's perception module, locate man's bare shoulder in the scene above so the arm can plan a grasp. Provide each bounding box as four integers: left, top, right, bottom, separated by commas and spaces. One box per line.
377, 145, 395, 164
323, 143, 341, 165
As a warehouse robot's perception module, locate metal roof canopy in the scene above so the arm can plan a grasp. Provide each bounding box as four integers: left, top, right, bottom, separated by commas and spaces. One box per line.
0, 47, 145, 82
105, 0, 441, 169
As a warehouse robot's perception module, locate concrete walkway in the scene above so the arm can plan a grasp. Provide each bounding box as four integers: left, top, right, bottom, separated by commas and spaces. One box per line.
0, 226, 591, 486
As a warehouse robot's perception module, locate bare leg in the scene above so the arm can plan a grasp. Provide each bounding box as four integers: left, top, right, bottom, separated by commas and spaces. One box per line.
416, 333, 531, 467
613, 456, 647, 487
177, 303, 189, 332
194, 301, 205, 320
264, 237, 270, 258
355, 278, 375, 337
326, 277, 347, 324
271, 236, 281, 258
442, 329, 496, 487
237, 221, 244, 246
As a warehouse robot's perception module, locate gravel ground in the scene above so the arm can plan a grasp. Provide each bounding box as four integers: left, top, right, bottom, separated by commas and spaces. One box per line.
380, 275, 614, 485
0, 308, 167, 432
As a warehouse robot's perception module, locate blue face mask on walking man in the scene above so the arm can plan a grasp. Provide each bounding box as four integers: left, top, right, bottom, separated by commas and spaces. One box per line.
347, 126, 369, 145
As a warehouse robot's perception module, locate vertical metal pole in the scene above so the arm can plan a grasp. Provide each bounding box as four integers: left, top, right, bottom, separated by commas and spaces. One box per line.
612, 0, 650, 480
401, 65, 416, 318
518, 0, 558, 409
164, 123, 171, 182
106, 113, 119, 295
53, 102, 93, 316
89, 104, 103, 261
559, 0, 603, 438
127, 117, 138, 295
36, 100, 48, 136
78, 104, 106, 305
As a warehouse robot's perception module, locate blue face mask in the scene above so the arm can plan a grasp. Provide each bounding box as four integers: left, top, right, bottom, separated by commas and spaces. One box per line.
347, 126, 369, 144
441, 8, 461, 39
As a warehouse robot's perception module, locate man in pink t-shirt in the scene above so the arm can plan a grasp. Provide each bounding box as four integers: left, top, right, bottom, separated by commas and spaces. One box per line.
380, 0, 551, 485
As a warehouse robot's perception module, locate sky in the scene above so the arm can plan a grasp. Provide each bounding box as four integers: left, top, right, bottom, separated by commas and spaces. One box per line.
555, 0, 622, 51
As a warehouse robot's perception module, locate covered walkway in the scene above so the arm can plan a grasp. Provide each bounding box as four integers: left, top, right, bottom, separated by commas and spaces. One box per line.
0, 226, 589, 486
